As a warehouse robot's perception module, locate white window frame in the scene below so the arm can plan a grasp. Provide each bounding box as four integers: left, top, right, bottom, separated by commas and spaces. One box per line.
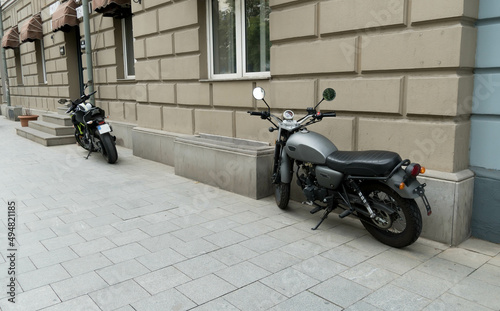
122, 15, 135, 80
207, 0, 270, 80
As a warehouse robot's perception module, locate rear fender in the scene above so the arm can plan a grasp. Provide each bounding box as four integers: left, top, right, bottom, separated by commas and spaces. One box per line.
383, 169, 421, 199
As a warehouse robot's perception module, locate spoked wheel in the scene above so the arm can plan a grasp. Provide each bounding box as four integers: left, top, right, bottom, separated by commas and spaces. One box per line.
275, 182, 290, 210
358, 182, 422, 248
95, 131, 118, 164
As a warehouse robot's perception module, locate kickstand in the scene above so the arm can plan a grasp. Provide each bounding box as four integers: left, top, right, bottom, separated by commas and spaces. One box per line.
85, 148, 92, 160
311, 202, 337, 230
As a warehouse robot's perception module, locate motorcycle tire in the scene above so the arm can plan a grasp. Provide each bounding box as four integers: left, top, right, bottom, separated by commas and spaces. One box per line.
96, 131, 118, 164
275, 182, 290, 210
75, 129, 90, 150
358, 182, 422, 248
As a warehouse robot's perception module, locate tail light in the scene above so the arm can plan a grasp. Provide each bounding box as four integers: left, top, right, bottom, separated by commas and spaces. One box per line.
405, 163, 424, 177
98, 121, 106, 125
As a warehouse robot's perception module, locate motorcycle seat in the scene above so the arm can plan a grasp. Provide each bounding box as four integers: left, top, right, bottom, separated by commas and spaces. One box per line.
326, 150, 402, 176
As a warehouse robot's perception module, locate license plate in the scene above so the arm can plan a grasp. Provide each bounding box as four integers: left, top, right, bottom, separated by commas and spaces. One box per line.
98, 124, 111, 134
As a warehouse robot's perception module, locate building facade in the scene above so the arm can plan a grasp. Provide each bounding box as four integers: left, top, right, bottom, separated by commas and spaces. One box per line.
2, 0, 496, 245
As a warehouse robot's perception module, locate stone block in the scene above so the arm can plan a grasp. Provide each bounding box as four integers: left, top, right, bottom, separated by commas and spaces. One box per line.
319, 78, 402, 114
320, 0, 406, 35
416, 169, 474, 245
161, 55, 200, 80
145, 0, 171, 10
134, 39, 146, 59
108, 102, 124, 121
98, 85, 117, 100
132, 127, 189, 166
96, 49, 116, 67
268, 80, 316, 110
136, 84, 148, 102
271, 38, 357, 75
362, 26, 477, 71
177, 83, 210, 106
358, 118, 470, 173
213, 82, 254, 108
407, 76, 474, 116
146, 33, 173, 57
235, 111, 276, 145
174, 28, 199, 54
106, 67, 117, 83
174, 134, 274, 199
412, 0, 479, 23
117, 84, 137, 101
133, 10, 158, 37
148, 83, 175, 104
136, 59, 161, 81
475, 24, 500, 68
270, 4, 317, 41
124, 102, 137, 122
137, 104, 162, 130
270, 0, 301, 6
158, 0, 198, 31
195, 109, 234, 137
108, 121, 136, 148
162, 107, 194, 135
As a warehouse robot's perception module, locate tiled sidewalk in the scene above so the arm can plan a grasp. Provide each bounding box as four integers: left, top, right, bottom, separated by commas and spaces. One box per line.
0, 116, 499, 311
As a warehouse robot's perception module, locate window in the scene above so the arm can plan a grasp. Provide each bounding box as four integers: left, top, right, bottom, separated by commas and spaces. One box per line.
35, 40, 47, 84
14, 48, 24, 85
122, 15, 135, 79
208, 0, 270, 79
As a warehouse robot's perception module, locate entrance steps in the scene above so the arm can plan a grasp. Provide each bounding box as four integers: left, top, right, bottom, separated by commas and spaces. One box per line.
16, 114, 76, 146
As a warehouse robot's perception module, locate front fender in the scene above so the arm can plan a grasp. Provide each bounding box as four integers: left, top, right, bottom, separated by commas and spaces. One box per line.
280, 148, 293, 184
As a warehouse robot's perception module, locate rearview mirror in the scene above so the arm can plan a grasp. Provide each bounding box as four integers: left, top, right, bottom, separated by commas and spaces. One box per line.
323, 88, 336, 101
252, 87, 265, 100
58, 99, 68, 104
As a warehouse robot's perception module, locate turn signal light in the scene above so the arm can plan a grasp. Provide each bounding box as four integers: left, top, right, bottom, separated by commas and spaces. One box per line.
420, 167, 426, 174
399, 182, 405, 190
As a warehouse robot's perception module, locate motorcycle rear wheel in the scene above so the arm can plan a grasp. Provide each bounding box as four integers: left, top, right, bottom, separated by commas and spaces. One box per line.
358, 182, 422, 248
95, 131, 118, 164
275, 182, 290, 209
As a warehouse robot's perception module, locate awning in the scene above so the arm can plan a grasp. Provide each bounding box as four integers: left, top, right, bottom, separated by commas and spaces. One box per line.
52, 0, 79, 33
20, 13, 43, 43
2, 26, 20, 49
93, 0, 131, 18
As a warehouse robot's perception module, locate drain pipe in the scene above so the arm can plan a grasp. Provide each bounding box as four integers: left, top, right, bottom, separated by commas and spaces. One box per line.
81, 0, 94, 106
0, 2, 11, 107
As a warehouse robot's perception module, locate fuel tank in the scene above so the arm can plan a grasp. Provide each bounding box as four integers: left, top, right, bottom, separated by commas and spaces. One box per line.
285, 130, 337, 164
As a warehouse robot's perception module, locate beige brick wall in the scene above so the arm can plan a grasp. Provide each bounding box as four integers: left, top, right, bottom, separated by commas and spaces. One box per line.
4, 0, 479, 173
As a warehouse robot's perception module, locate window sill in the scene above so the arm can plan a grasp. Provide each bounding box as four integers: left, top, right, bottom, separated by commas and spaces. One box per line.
200, 76, 271, 83
116, 78, 136, 83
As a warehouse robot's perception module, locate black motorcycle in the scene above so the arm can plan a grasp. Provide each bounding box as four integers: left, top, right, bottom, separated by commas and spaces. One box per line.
58, 89, 118, 164
248, 87, 431, 248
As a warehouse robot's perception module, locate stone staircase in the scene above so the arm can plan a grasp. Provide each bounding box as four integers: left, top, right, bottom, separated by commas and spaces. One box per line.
16, 113, 76, 146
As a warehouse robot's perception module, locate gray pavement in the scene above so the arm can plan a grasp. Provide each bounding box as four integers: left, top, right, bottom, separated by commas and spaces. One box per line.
0, 115, 499, 311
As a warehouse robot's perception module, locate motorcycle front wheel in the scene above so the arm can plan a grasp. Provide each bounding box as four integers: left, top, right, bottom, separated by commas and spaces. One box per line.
95, 131, 118, 164
358, 182, 422, 248
75, 129, 90, 150
275, 182, 290, 210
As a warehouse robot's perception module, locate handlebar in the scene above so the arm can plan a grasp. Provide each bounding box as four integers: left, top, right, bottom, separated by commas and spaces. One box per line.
247, 110, 270, 119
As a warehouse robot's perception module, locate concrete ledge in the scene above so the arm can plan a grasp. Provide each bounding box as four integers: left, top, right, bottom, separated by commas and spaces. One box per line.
109, 121, 136, 149
413, 169, 475, 246
132, 127, 192, 166
174, 134, 274, 199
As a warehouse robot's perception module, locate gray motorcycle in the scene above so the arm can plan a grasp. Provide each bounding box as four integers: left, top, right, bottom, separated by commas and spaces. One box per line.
248, 87, 431, 248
